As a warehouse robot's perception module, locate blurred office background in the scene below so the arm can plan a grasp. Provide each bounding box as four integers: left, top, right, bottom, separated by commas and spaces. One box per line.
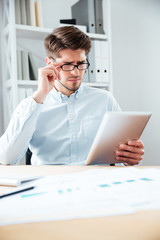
0, 0, 160, 165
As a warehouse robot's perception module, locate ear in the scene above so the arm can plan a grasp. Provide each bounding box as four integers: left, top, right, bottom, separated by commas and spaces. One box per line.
46, 57, 52, 65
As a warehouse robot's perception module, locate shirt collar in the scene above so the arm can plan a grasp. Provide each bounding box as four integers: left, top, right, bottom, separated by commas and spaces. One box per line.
51, 83, 84, 102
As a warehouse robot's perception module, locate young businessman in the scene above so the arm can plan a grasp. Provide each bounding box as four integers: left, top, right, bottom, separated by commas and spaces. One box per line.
0, 26, 144, 165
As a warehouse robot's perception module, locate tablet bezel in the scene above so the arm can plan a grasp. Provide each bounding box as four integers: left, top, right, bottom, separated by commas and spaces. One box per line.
85, 112, 151, 165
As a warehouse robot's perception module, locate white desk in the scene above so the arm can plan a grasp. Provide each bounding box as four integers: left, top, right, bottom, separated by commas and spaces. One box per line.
0, 165, 160, 240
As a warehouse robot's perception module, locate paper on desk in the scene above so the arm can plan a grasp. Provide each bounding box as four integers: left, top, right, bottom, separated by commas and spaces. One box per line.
0, 167, 160, 226
0, 174, 42, 186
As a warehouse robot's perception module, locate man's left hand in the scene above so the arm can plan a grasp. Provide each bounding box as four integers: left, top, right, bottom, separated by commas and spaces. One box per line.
115, 139, 144, 165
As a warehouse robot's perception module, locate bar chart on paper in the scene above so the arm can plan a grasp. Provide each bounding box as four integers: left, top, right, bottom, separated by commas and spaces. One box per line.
0, 167, 160, 226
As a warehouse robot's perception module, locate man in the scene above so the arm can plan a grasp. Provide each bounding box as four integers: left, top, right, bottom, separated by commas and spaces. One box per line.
0, 26, 144, 165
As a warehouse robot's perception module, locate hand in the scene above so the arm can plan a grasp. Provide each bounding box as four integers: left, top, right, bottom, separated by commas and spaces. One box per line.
33, 63, 61, 104
115, 139, 144, 165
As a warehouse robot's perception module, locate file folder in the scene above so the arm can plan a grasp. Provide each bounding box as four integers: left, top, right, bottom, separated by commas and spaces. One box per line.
101, 41, 110, 83
88, 40, 102, 82
72, 0, 96, 33
94, 0, 104, 34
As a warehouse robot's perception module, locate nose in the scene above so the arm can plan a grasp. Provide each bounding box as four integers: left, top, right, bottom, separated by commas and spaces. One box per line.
71, 66, 79, 75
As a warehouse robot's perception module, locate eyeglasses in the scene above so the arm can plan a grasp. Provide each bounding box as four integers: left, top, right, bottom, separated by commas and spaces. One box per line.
49, 57, 90, 71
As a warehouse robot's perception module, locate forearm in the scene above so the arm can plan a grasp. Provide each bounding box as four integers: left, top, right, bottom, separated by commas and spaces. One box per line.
0, 97, 42, 165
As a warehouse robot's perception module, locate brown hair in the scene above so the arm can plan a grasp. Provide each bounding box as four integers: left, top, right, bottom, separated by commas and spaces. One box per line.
44, 26, 91, 57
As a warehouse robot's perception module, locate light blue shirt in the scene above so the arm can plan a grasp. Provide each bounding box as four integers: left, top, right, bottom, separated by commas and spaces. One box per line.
0, 84, 121, 165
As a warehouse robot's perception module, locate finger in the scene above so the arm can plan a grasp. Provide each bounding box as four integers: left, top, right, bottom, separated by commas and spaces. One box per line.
123, 163, 130, 166
118, 144, 144, 155
43, 66, 61, 80
46, 63, 62, 74
43, 69, 60, 81
116, 150, 143, 160
127, 139, 144, 148
43, 70, 57, 81
116, 156, 141, 165
46, 62, 62, 68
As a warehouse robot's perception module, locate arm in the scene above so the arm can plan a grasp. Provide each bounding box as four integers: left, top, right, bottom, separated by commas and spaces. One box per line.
0, 62, 61, 165
0, 98, 42, 164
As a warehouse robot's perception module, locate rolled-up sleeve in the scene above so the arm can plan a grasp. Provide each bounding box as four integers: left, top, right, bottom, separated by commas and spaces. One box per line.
0, 97, 42, 165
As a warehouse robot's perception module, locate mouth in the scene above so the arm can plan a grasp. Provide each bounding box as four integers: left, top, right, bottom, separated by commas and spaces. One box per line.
68, 78, 80, 83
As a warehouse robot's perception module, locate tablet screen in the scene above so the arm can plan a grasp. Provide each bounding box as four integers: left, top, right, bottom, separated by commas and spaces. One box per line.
85, 112, 151, 165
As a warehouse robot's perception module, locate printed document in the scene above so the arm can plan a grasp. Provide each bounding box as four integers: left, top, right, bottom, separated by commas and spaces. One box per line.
0, 167, 160, 226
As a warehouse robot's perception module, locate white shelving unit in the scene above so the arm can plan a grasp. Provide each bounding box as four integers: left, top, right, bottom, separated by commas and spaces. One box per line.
0, 0, 112, 130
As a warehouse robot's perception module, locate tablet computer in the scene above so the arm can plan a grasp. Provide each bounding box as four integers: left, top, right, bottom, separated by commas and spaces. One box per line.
85, 112, 151, 165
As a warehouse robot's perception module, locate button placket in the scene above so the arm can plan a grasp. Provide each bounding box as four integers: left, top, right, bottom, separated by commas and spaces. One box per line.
67, 99, 78, 163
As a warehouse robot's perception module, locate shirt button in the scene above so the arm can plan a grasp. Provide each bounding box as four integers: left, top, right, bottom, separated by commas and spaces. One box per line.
72, 135, 76, 139
69, 102, 72, 104
69, 117, 73, 120
72, 155, 76, 159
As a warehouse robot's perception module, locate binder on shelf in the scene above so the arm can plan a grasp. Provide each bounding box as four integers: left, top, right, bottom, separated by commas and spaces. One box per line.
88, 40, 96, 82
35, 0, 43, 27
28, 0, 36, 26
72, 0, 96, 33
88, 39, 109, 83
16, 49, 22, 80
101, 41, 109, 83
25, 0, 31, 25
20, 0, 27, 25
21, 50, 30, 80
94, 40, 102, 82
15, 0, 21, 24
94, 0, 104, 34
88, 40, 102, 82
28, 52, 38, 80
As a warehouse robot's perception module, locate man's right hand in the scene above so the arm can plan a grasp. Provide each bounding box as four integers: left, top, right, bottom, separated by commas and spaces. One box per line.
32, 63, 61, 104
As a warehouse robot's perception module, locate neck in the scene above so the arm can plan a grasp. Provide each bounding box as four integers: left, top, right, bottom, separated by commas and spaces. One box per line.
54, 80, 77, 97
54, 80, 80, 97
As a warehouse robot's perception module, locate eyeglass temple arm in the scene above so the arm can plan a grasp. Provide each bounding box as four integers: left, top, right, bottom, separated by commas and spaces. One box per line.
49, 56, 56, 63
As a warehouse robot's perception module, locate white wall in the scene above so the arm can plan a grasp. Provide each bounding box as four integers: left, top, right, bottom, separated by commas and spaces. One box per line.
109, 0, 160, 165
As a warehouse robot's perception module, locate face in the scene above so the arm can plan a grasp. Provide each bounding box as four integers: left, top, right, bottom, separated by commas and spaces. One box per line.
48, 49, 87, 97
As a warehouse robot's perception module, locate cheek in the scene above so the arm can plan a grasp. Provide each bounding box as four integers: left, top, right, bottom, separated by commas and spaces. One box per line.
80, 70, 85, 78
59, 71, 68, 79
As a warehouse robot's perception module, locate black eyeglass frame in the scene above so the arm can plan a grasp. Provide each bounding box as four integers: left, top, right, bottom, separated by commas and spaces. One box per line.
49, 56, 90, 71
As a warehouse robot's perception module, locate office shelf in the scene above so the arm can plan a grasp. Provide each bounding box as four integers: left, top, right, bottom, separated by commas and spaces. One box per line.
0, 0, 112, 129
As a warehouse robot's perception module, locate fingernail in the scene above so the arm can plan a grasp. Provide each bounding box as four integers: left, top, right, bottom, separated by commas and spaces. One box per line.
120, 144, 124, 148
128, 141, 132, 145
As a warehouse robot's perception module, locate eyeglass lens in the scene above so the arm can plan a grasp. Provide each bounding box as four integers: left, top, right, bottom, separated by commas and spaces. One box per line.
62, 63, 89, 71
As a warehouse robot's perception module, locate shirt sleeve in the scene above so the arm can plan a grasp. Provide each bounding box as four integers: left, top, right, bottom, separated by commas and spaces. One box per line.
0, 97, 43, 165
106, 92, 121, 112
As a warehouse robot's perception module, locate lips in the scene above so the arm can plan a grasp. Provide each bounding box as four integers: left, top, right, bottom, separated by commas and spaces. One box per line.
68, 78, 80, 83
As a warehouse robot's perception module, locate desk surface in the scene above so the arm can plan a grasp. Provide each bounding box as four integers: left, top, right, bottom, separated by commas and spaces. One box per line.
0, 165, 160, 240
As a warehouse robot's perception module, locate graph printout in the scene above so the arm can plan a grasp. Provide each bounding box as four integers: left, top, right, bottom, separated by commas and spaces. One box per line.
0, 167, 160, 226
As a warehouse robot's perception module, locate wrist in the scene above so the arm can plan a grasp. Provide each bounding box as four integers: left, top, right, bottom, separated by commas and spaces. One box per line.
32, 90, 47, 104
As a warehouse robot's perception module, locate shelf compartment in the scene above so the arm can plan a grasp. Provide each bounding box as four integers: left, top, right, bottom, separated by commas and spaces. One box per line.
15, 24, 107, 40
17, 80, 109, 89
